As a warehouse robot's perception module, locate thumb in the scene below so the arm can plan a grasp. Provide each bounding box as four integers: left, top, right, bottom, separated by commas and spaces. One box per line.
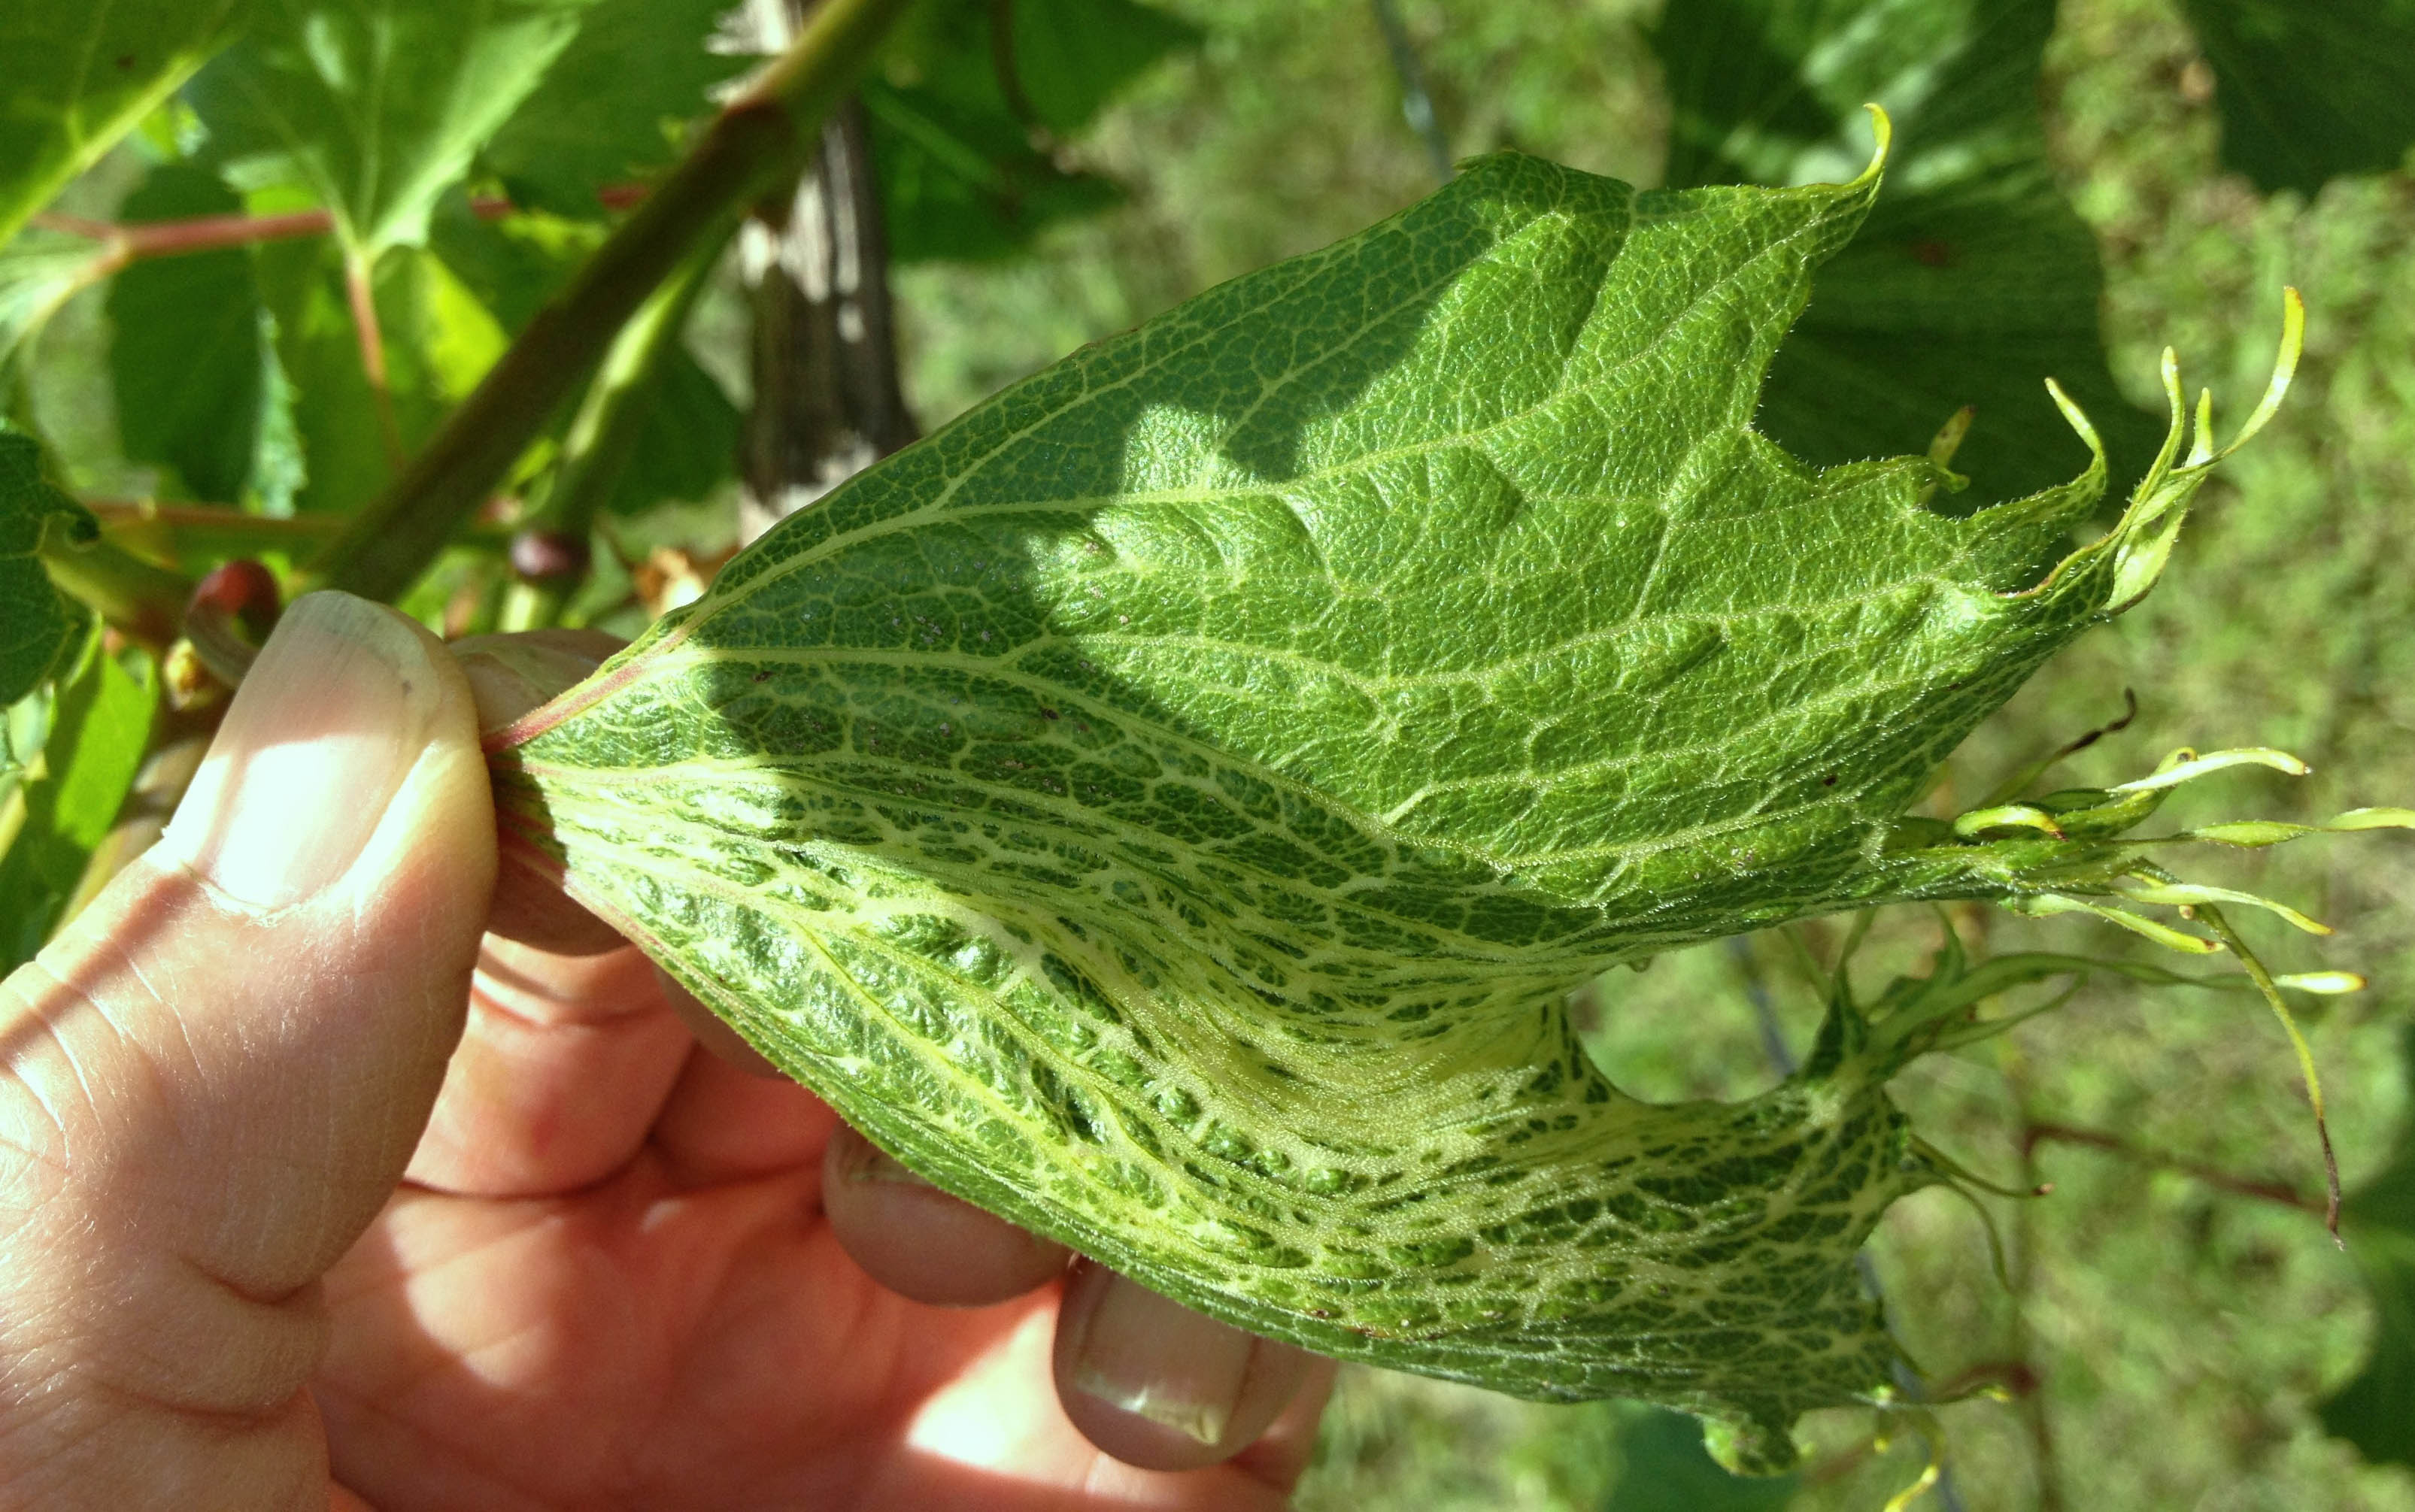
0, 592, 493, 1501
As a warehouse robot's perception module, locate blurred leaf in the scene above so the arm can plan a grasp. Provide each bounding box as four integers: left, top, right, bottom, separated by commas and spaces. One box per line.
0, 0, 251, 247
1655, 0, 2159, 506
0, 632, 156, 971
186, 0, 603, 256
1600, 1404, 1799, 1510
2320, 1026, 2415, 1468
253, 238, 388, 513
0, 232, 111, 380
0, 430, 101, 704
603, 348, 737, 514
105, 165, 272, 501
255, 237, 510, 512
2180, 0, 2415, 195
1008, 0, 1201, 136
428, 192, 724, 514
396, 246, 511, 402
863, 77, 1121, 261
481, 0, 750, 218
863, 0, 1192, 262
426, 194, 603, 331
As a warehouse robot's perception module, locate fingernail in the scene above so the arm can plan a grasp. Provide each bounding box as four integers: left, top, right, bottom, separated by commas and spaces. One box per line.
1066, 1272, 1255, 1446
162, 592, 442, 909
833, 1128, 932, 1186
652, 967, 783, 1077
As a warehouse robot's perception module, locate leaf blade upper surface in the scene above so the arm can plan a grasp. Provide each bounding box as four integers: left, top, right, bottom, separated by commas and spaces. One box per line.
494, 143, 2204, 1467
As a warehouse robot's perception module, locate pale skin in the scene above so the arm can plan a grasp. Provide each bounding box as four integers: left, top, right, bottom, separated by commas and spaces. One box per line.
0, 592, 1333, 1510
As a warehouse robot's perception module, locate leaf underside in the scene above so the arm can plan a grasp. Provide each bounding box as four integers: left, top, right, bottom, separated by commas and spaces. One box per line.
495, 145, 2229, 1471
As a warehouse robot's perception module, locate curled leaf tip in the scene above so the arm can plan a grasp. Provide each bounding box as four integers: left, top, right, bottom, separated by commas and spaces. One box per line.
2333, 806, 2415, 831
2224, 286, 2306, 457
2042, 377, 2104, 467
2195, 905, 2342, 1245
2186, 386, 2217, 467
1877, 1418, 1946, 1512
1856, 102, 1895, 180
2274, 971, 2366, 995
2112, 746, 2310, 793
1952, 803, 2065, 839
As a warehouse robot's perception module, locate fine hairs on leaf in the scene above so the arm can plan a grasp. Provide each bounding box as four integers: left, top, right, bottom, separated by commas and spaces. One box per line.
487, 114, 2384, 1472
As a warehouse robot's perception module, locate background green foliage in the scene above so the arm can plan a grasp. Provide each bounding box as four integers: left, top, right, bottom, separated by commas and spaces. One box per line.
0, 0, 251, 246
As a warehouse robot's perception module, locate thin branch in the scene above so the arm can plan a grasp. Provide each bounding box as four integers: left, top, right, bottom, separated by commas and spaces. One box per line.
987, 0, 1047, 140
1368, 0, 1453, 183
86, 501, 344, 535
35, 206, 337, 258
310, 0, 911, 604
36, 534, 193, 652
2021, 1121, 2324, 1214
343, 250, 404, 468
28, 186, 646, 263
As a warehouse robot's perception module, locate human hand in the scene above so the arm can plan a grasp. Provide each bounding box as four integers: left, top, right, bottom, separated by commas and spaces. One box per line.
0, 592, 1333, 1510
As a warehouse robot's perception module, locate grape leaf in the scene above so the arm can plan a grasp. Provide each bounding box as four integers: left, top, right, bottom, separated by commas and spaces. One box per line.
862, 0, 1194, 262
185, 0, 602, 256
1599, 1405, 1799, 1510
253, 235, 508, 514
0, 432, 101, 707
602, 347, 739, 515
861, 77, 1122, 262
490, 142, 2268, 1469
2180, 0, 2415, 195
0, 0, 251, 248
425, 192, 602, 331
1655, 0, 2158, 505
0, 632, 156, 971
479, 0, 750, 219
1006, 0, 1203, 137
0, 232, 111, 379
2319, 1026, 2415, 1468
105, 164, 273, 502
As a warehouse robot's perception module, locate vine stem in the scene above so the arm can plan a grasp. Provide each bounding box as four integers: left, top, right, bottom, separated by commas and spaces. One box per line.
1368, 0, 1452, 183
2020, 1121, 2323, 1214
344, 249, 405, 468
309, 0, 907, 602
30, 187, 647, 263
37, 532, 192, 651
